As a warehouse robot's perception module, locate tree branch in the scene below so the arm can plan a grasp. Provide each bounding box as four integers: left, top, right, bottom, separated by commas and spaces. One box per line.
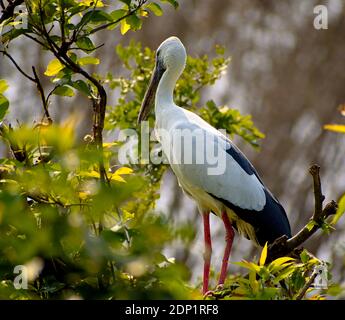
295, 270, 318, 300
0, 50, 35, 81
85, 1, 148, 36
32, 66, 52, 123
267, 165, 338, 261
0, 0, 24, 23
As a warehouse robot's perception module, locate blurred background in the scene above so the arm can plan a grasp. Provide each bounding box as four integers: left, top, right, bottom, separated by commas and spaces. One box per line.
1, 0, 345, 287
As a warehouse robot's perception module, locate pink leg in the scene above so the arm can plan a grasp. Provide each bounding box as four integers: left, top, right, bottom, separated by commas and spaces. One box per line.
202, 211, 212, 295
218, 211, 235, 286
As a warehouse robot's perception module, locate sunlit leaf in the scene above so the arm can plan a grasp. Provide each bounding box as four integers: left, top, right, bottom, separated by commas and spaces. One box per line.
44, 59, 65, 76
0, 94, 9, 121
0, 79, 9, 94
331, 193, 345, 225
79, 0, 104, 7
110, 174, 126, 183
120, 19, 131, 34
77, 56, 100, 66
160, 0, 179, 9
146, 2, 163, 16
53, 85, 75, 97
324, 124, 345, 134
234, 261, 261, 273
115, 167, 133, 175
259, 242, 268, 266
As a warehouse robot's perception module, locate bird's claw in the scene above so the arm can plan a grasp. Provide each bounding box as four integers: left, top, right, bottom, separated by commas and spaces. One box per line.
203, 284, 224, 298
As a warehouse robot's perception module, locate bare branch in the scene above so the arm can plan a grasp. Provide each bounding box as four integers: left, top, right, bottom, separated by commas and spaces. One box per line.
295, 270, 318, 300
85, 0, 148, 36
268, 165, 338, 261
32, 66, 52, 123
0, 0, 24, 23
0, 50, 35, 82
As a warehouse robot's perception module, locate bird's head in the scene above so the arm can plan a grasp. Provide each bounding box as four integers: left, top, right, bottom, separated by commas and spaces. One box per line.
137, 36, 186, 124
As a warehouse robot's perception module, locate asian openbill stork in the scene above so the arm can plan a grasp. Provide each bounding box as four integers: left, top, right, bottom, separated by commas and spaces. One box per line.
138, 37, 291, 294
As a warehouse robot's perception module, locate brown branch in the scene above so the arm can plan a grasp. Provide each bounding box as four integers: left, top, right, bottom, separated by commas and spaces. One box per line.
268, 165, 338, 261
34, 1, 108, 185
0, 0, 24, 23
0, 50, 35, 81
295, 270, 318, 300
32, 66, 52, 123
86, 1, 148, 36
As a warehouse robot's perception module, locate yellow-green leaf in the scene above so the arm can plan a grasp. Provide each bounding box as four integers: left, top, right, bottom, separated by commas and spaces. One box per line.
115, 167, 133, 175
79, 0, 104, 7
271, 257, 295, 267
44, 59, 64, 76
259, 242, 268, 266
146, 2, 163, 16
78, 170, 100, 178
77, 57, 100, 66
120, 19, 131, 35
123, 209, 134, 222
103, 142, 117, 148
110, 174, 126, 183
273, 266, 295, 283
233, 261, 261, 273
332, 193, 345, 225
0, 80, 9, 94
324, 124, 345, 134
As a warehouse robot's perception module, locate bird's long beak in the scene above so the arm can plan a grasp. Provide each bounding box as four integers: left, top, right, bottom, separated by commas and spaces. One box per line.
137, 59, 165, 124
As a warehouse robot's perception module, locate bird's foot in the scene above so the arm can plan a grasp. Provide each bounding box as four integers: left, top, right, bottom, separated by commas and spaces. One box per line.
203, 284, 224, 298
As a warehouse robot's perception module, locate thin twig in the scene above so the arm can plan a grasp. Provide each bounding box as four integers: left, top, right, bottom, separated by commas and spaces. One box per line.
267, 165, 338, 261
32, 66, 52, 122
296, 271, 318, 300
0, 0, 24, 23
86, 2, 147, 36
0, 50, 35, 81
310, 164, 324, 221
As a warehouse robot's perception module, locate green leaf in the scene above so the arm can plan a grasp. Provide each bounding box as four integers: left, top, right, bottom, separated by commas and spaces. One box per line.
77, 56, 100, 66
76, 37, 95, 53
53, 86, 75, 97
274, 266, 295, 283
160, 0, 179, 9
0, 80, 9, 94
78, 10, 112, 27
234, 261, 261, 273
0, 94, 9, 121
259, 242, 268, 266
300, 249, 310, 263
306, 220, 316, 231
126, 14, 142, 31
0, 28, 28, 44
44, 59, 65, 76
332, 193, 345, 225
110, 9, 127, 21
146, 2, 163, 16
72, 80, 90, 96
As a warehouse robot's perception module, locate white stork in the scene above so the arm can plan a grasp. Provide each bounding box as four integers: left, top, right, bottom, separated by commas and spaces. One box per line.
137, 36, 291, 294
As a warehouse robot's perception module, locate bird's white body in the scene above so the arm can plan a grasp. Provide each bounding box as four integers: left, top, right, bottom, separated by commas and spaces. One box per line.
155, 102, 260, 243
